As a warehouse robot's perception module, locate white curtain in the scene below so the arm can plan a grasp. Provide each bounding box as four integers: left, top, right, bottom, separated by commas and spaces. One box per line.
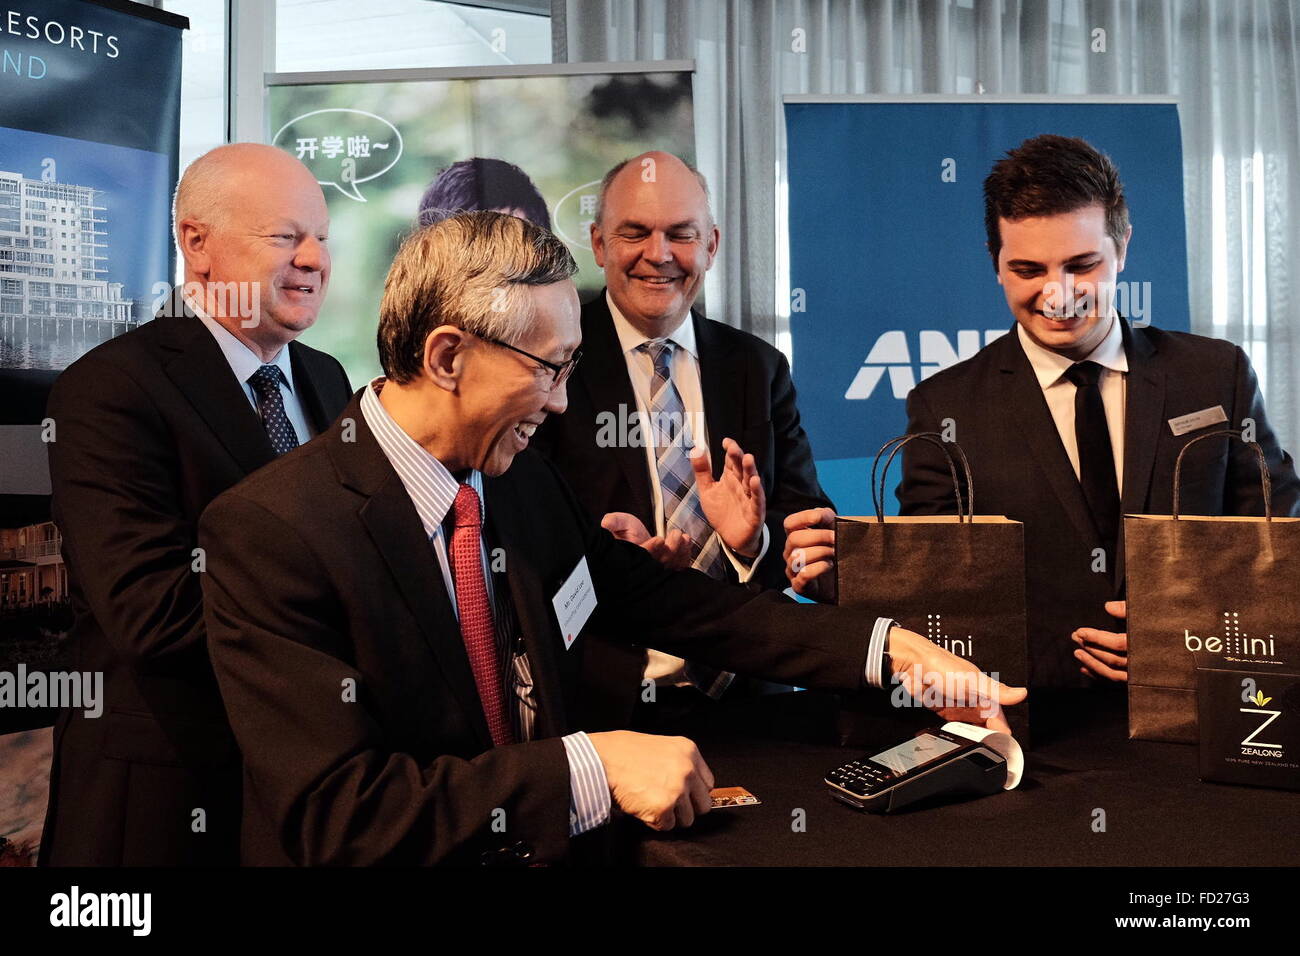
554, 0, 1300, 456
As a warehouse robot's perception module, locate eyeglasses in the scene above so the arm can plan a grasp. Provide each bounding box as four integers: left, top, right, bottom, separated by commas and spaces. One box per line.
474, 331, 582, 390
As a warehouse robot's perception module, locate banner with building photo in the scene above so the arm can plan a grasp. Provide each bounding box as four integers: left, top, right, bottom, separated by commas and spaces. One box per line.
0, 0, 185, 706
783, 98, 1190, 516
265, 64, 695, 388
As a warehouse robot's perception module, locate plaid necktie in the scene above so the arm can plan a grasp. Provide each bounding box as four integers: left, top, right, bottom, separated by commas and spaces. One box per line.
449, 483, 514, 748
248, 364, 300, 456
640, 338, 734, 698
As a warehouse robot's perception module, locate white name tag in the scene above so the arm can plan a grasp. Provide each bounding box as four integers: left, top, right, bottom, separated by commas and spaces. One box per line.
1168, 405, 1228, 436
552, 557, 597, 650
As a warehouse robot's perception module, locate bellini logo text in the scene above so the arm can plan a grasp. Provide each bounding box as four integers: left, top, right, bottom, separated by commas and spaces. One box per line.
1183, 611, 1276, 657
924, 613, 974, 658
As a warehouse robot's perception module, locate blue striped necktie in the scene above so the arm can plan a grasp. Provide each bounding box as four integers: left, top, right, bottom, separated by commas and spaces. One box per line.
640, 338, 734, 698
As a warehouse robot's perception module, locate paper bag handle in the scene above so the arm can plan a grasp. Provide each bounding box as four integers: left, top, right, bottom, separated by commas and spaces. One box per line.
872, 435, 956, 519
1172, 428, 1272, 521
870, 432, 976, 523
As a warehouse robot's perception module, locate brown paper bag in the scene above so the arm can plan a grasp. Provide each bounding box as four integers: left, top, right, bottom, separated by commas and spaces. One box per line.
834, 434, 1029, 742
1126, 429, 1300, 742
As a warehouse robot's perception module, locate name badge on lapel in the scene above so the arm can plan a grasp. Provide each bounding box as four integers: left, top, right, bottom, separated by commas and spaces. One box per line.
1168, 405, 1228, 436
551, 556, 597, 650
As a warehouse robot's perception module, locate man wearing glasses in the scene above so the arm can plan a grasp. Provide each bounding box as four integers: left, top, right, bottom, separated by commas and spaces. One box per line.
473, 330, 582, 390
532, 152, 834, 728
197, 211, 1023, 865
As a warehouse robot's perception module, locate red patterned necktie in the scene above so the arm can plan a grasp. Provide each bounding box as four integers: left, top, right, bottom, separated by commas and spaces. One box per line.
449, 483, 514, 747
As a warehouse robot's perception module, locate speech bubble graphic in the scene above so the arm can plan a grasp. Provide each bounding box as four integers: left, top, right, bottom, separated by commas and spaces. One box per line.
272, 108, 403, 202
551, 179, 602, 248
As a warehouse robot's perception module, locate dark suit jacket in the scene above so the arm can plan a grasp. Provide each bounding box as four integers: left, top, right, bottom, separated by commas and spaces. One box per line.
531, 293, 833, 725
198, 392, 880, 866
40, 309, 352, 866
898, 320, 1300, 688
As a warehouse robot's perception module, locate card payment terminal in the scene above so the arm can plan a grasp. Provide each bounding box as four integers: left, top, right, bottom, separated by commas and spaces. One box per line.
825, 726, 1011, 813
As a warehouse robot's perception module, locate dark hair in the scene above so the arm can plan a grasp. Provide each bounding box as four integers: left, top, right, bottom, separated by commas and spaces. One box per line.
377, 211, 577, 384
983, 134, 1130, 271
417, 157, 552, 231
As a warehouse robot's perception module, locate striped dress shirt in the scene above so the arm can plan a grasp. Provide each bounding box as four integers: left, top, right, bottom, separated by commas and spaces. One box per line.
360, 378, 609, 835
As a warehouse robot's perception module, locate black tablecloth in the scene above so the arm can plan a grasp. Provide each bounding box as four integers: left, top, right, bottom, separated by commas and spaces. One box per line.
632, 689, 1300, 866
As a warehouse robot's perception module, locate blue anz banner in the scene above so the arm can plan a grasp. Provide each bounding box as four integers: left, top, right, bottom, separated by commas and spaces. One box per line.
784, 98, 1189, 516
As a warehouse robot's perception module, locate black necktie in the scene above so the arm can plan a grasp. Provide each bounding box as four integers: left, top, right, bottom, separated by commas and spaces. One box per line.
248, 364, 299, 456
1064, 361, 1120, 562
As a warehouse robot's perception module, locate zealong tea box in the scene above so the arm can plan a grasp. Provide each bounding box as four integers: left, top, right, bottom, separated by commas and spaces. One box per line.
1197, 657, 1300, 791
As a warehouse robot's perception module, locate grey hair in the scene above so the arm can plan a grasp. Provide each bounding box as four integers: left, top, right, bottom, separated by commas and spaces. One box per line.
377, 211, 578, 384
172, 147, 233, 248
593, 155, 714, 228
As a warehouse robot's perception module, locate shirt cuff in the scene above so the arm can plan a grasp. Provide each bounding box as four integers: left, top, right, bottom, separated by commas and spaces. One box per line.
720, 523, 770, 583
563, 731, 611, 836
864, 617, 896, 689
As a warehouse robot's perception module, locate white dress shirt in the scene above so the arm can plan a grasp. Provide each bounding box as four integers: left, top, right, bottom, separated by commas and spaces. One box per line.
190, 299, 316, 445
1016, 314, 1128, 493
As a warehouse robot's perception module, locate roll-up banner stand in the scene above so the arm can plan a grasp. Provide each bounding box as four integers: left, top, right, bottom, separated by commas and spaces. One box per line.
0, 0, 187, 682
264, 61, 697, 387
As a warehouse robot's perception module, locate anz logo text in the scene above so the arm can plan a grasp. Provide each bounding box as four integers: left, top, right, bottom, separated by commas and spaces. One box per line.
844, 329, 1009, 400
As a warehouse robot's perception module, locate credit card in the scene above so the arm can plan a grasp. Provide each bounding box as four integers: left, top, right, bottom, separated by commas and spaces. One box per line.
710, 786, 761, 808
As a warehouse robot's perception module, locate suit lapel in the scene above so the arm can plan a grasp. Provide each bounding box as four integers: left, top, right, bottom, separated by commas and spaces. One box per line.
1115, 321, 1165, 592
156, 310, 276, 475
693, 312, 745, 475
578, 294, 655, 520
330, 399, 493, 751
997, 331, 1100, 549
289, 343, 338, 435
483, 474, 569, 738
1120, 321, 1165, 515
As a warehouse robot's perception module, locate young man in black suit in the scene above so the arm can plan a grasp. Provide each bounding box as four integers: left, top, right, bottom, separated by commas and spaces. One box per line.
39, 144, 352, 866
197, 211, 1023, 866
531, 151, 833, 724
784, 134, 1300, 690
